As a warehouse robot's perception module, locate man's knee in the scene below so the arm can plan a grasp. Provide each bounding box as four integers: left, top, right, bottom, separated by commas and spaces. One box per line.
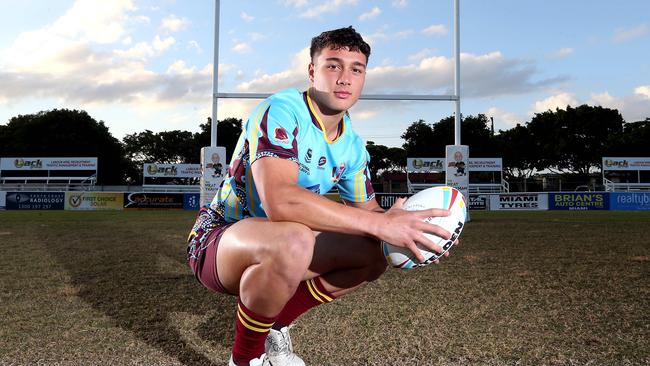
264, 223, 315, 283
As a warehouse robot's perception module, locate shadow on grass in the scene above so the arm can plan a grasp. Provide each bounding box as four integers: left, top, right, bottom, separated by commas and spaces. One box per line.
46, 213, 236, 365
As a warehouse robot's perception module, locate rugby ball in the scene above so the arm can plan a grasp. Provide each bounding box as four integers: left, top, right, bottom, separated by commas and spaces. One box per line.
382, 186, 467, 269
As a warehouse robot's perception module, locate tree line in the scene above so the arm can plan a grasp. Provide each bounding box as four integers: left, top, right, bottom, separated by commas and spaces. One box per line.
0, 105, 648, 186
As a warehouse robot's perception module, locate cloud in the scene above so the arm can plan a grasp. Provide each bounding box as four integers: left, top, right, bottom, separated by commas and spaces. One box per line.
232, 42, 251, 54
634, 85, 650, 99
484, 107, 524, 130
531, 92, 580, 114
236, 48, 310, 92
421, 24, 448, 36
160, 14, 189, 33
407, 48, 436, 63
392, 0, 408, 8
364, 28, 414, 44
300, 0, 359, 18
279, 0, 309, 7
241, 12, 254, 22
548, 47, 574, 59
613, 23, 648, 43
359, 7, 381, 21
236, 48, 564, 100
589, 87, 650, 122
114, 35, 176, 60
188, 40, 202, 53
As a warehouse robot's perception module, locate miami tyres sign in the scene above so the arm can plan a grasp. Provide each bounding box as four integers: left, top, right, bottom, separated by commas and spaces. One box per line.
549, 193, 609, 210
490, 193, 548, 210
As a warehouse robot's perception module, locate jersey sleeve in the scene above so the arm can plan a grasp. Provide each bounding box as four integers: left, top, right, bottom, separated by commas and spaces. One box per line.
337, 148, 375, 203
247, 101, 299, 164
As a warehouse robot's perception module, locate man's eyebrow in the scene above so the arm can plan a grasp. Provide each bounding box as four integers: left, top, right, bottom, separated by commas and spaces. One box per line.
324, 57, 367, 68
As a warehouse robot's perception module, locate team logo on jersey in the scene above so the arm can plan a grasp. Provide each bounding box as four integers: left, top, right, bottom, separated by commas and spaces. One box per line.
318, 156, 327, 168
304, 148, 313, 163
331, 162, 346, 182
273, 127, 289, 143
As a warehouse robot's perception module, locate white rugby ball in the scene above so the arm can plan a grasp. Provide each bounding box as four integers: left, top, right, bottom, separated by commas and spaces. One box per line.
382, 186, 467, 269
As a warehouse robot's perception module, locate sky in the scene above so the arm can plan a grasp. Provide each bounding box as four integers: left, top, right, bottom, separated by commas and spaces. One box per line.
0, 0, 649, 148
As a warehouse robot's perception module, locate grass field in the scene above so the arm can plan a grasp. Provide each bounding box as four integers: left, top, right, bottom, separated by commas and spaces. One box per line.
0, 210, 648, 366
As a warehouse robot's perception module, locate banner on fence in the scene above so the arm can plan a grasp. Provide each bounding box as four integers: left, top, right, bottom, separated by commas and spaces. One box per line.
5, 192, 65, 210
65, 192, 123, 210
375, 193, 413, 210
602, 157, 650, 171
609, 192, 650, 211
0, 157, 97, 171
490, 193, 548, 210
183, 193, 200, 210
549, 193, 609, 210
469, 195, 488, 210
143, 163, 201, 178
0, 191, 5, 209
124, 192, 184, 209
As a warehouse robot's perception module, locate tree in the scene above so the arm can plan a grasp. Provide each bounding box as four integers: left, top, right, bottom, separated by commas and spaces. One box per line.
123, 130, 198, 164
0, 109, 133, 184
607, 118, 650, 157
401, 114, 497, 158
495, 123, 539, 179
527, 104, 624, 174
401, 119, 436, 157
196, 117, 243, 162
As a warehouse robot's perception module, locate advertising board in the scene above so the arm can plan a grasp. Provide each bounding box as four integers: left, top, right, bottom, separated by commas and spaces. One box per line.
183, 193, 201, 210
0, 157, 97, 170
549, 193, 609, 210
64, 192, 123, 210
5, 192, 65, 210
490, 193, 549, 211
609, 192, 650, 211
124, 192, 184, 209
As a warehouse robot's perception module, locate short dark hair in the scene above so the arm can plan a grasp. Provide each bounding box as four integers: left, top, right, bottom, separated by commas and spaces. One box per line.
310, 26, 371, 63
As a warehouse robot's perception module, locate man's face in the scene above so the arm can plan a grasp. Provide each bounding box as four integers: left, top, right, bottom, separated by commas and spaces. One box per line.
308, 46, 367, 114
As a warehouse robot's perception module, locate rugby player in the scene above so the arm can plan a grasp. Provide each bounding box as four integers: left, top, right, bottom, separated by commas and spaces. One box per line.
187, 26, 453, 366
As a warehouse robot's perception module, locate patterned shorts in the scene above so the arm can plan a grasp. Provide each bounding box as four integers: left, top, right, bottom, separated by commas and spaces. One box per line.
187, 207, 234, 294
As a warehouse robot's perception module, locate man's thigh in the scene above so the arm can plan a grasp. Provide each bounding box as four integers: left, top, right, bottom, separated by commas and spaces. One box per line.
305, 231, 382, 279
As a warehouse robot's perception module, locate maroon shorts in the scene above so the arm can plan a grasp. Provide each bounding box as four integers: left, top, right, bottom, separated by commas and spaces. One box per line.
187, 207, 234, 294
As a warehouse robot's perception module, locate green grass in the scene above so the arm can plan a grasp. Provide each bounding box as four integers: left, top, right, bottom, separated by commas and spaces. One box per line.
0, 210, 648, 365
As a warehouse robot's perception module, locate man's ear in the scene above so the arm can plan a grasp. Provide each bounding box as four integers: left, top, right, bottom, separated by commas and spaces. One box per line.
308, 62, 315, 83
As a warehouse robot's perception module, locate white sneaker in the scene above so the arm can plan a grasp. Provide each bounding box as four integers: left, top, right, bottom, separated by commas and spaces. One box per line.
228, 353, 271, 366
265, 326, 306, 366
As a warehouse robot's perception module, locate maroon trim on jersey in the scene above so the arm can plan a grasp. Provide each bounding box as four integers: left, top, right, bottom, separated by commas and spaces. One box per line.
302, 91, 344, 138
256, 107, 299, 160
364, 165, 375, 200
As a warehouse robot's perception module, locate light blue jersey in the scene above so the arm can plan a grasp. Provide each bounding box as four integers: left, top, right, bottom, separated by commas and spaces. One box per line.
210, 88, 374, 222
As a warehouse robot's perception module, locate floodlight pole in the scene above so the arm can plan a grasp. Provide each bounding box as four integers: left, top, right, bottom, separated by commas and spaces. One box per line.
453, 0, 461, 145
211, 0, 221, 147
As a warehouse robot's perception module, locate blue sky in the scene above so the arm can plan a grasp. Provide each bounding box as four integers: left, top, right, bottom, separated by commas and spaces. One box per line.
1, 0, 648, 148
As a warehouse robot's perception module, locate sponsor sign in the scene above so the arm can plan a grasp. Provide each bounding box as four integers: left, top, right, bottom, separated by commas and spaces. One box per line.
143, 163, 201, 178
490, 193, 549, 211
0, 157, 97, 170
5, 192, 64, 210
124, 192, 184, 209
183, 193, 201, 210
602, 157, 650, 171
446, 145, 469, 203
0, 191, 5, 209
467, 158, 502, 171
375, 193, 413, 210
469, 195, 487, 210
407, 158, 445, 172
200, 146, 227, 207
65, 192, 123, 210
407, 158, 502, 172
609, 192, 650, 211
549, 193, 609, 211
